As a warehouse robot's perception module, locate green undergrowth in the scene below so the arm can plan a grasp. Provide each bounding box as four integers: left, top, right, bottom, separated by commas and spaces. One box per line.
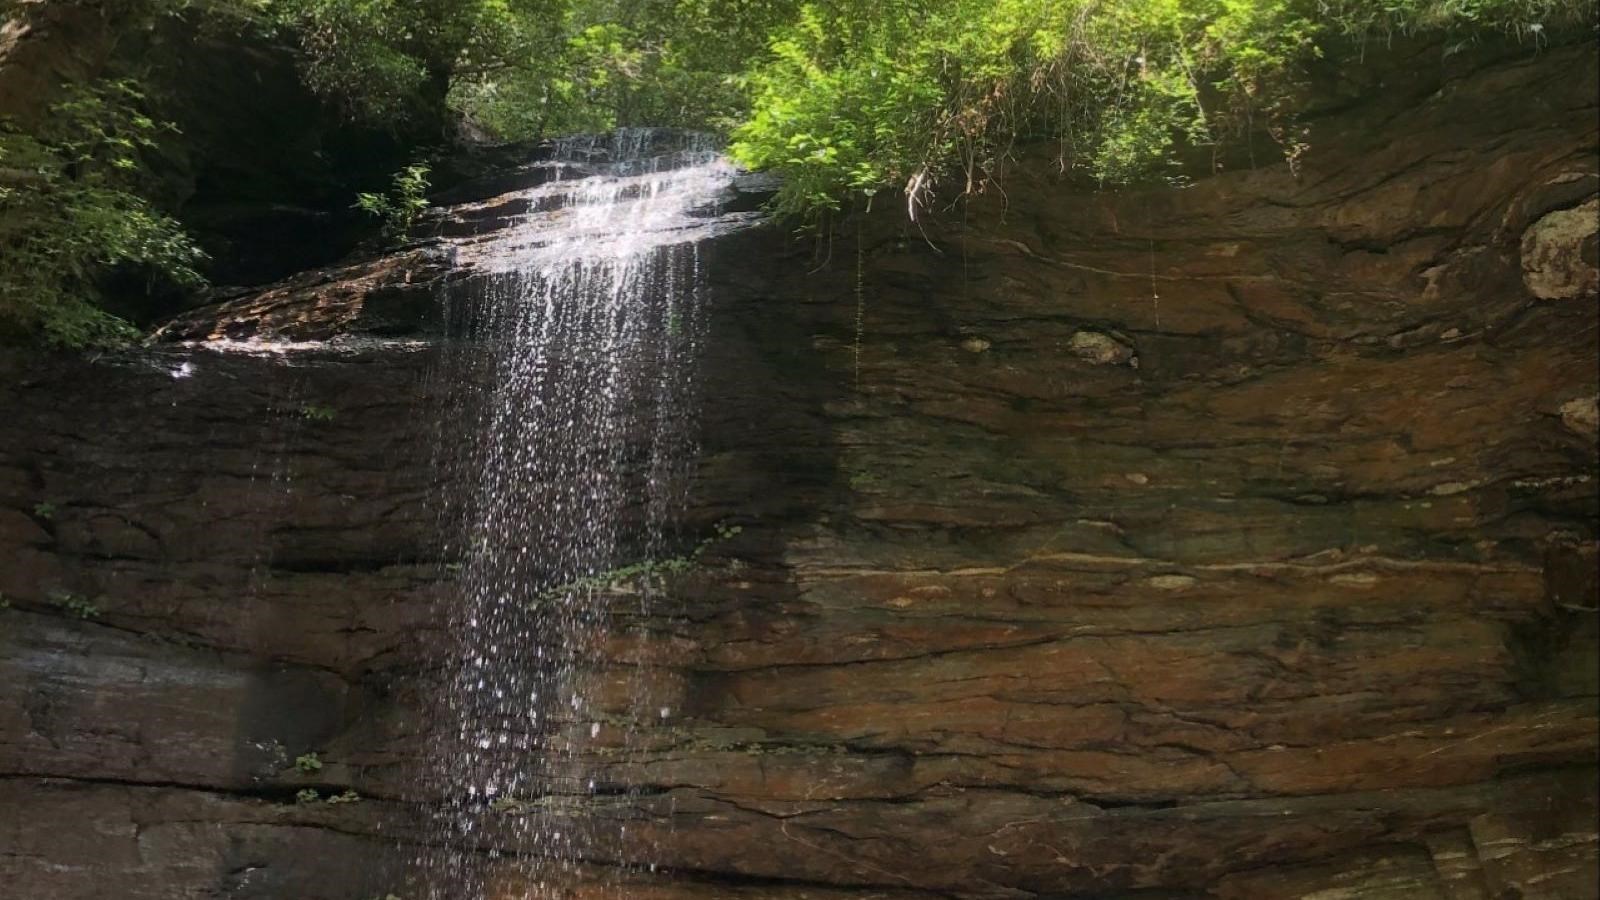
727, 0, 1598, 221
0, 80, 204, 348
1, 0, 1591, 346
354, 162, 432, 244
295, 787, 361, 804
489, 793, 626, 814
534, 522, 743, 603
47, 589, 101, 620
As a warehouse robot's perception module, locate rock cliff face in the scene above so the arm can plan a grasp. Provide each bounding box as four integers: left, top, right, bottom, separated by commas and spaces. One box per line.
2, 37, 1597, 900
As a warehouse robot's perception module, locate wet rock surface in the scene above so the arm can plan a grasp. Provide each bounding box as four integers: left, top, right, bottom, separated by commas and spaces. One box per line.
2, 38, 1597, 899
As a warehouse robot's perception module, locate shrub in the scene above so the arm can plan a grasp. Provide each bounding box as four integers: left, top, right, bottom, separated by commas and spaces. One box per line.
0, 81, 205, 348
729, 0, 1597, 220
355, 163, 431, 243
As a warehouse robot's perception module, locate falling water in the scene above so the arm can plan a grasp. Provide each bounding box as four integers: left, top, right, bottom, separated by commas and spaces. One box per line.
415, 130, 744, 897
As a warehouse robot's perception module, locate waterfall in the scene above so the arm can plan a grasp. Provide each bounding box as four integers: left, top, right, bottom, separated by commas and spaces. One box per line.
415, 130, 742, 897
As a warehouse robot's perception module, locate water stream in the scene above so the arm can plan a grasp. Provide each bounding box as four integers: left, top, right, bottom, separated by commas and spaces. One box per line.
416, 130, 744, 897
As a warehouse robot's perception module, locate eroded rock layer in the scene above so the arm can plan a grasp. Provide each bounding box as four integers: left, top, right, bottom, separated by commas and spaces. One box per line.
2, 37, 1597, 900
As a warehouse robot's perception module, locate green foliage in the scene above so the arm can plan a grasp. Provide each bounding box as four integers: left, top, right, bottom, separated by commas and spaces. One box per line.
293, 785, 360, 804
298, 403, 339, 422
295, 752, 324, 773
48, 590, 100, 620
354, 163, 431, 243
449, 0, 799, 139
266, 0, 571, 124
728, 0, 1597, 219
489, 793, 603, 814
490, 796, 534, 814
566, 0, 799, 130
536, 521, 743, 602
0, 81, 205, 348
2, 1, 781, 138
4, 0, 1588, 330
1312, 0, 1583, 36
539, 554, 696, 601
848, 470, 884, 491
32, 502, 57, 520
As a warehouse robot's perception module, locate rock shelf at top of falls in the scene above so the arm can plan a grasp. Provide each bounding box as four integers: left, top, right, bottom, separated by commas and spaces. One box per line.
152, 128, 774, 346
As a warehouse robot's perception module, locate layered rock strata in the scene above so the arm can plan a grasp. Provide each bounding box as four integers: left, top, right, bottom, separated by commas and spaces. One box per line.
2, 37, 1597, 900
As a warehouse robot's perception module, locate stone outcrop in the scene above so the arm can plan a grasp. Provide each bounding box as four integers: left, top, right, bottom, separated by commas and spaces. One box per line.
2, 36, 1597, 900
1523, 196, 1600, 300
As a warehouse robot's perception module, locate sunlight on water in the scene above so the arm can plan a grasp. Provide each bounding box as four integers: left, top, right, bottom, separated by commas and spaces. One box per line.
414, 129, 745, 898
460, 131, 750, 273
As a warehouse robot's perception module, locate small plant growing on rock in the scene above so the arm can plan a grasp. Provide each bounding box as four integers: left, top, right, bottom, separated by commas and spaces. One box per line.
355, 162, 431, 244
536, 521, 745, 603
294, 785, 359, 805
299, 404, 337, 422
490, 796, 534, 815
32, 501, 56, 520
294, 752, 323, 774
848, 470, 884, 491
48, 590, 98, 620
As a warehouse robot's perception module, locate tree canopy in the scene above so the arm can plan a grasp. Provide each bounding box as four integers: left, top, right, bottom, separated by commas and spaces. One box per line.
1, 0, 1593, 345
260, 0, 1593, 216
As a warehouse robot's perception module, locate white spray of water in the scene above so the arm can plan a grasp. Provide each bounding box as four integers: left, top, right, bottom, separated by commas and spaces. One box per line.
414, 129, 744, 898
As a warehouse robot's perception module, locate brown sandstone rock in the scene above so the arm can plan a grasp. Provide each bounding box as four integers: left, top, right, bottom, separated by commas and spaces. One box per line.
1522, 197, 1600, 300
1, 34, 1596, 900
